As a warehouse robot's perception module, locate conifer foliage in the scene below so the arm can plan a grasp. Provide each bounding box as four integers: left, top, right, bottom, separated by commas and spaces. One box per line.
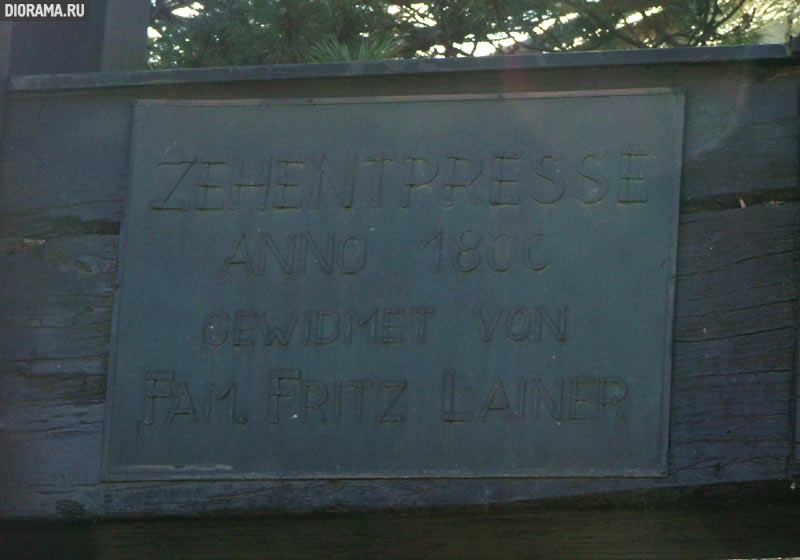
148, 0, 799, 67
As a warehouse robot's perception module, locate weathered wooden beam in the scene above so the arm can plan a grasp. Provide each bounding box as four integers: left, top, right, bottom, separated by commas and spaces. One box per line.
1, 201, 796, 516
0, 46, 797, 521
2, 481, 800, 559
6, 0, 148, 75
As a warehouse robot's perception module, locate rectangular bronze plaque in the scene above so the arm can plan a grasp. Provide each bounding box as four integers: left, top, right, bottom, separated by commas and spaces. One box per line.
102, 90, 684, 480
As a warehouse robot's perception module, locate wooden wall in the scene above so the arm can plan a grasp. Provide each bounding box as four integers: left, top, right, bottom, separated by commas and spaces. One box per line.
0, 49, 798, 520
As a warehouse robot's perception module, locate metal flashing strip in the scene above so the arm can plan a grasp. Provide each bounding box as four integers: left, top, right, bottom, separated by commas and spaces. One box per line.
9, 43, 795, 92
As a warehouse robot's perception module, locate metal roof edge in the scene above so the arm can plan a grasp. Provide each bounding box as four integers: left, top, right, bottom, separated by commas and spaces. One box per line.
8, 43, 795, 92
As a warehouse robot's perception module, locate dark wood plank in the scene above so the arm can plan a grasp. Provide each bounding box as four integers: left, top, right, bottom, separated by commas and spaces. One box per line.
0, 201, 121, 240
0, 57, 797, 520
1, 200, 795, 517
3, 481, 800, 560
0, 94, 131, 214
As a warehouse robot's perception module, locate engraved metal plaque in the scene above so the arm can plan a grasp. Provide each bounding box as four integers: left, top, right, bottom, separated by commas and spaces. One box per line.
102, 90, 684, 480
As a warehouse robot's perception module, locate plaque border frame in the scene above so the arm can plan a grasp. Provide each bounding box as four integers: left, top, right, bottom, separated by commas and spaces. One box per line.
101, 88, 684, 481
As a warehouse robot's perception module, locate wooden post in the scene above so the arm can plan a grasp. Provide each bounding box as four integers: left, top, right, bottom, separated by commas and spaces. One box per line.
5, 0, 149, 75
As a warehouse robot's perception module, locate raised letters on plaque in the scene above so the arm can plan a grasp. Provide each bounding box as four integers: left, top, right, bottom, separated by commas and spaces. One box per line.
102, 90, 684, 479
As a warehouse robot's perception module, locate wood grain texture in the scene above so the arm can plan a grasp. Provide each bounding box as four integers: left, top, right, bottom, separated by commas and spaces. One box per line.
1, 201, 795, 517
0, 55, 798, 519
2, 481, 800, 560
